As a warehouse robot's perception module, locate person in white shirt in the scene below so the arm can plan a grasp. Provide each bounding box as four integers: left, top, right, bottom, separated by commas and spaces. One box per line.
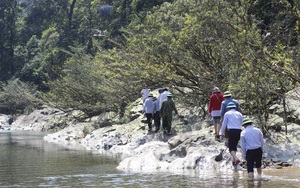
142, 93, 154, 131
220, 102, 243, 168
158, 88, 171, 110
240, 118, 264, 180
141, 85, 151, 103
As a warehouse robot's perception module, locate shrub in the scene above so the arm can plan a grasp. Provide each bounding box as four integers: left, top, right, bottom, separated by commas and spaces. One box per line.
0, 79, 38, 115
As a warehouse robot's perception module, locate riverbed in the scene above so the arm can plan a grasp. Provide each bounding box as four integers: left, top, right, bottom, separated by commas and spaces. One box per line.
0, 131, 299, 187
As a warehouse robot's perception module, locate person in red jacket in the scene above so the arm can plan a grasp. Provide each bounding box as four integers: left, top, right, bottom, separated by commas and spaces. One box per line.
208, 87, 224, 141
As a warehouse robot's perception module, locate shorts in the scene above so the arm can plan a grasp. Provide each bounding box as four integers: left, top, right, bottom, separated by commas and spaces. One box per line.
228, 129, 242, 152
212, 116, 221, 124
246, 148, 263, 173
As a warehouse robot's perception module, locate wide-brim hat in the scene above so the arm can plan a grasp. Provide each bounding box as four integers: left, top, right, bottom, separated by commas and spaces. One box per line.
242, 118, 253, 126
226, 102, 236, 109
223, 91, 232, 97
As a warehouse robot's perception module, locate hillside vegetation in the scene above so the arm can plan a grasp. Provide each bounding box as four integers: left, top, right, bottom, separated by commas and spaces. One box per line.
0, 0, 300, 130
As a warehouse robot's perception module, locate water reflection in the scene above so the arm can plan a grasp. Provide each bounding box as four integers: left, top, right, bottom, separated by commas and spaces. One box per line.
0, 131, 299, 187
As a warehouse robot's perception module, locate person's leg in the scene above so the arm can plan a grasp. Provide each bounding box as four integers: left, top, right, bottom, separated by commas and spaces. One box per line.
162, 116, 167, 132
248, 172, 254, 180
157, 112, 161, 130
216, 116, 221, 136
246, 150, 255, 180
257, 168, 262, 176
213, 117, 218, 137
153, 112, 158, 131
166, 116, 172, 134
228, 129, 241, 164
146, 113, 152, 131
230, 151, 238, 163
213, 117, 219, 141
255, 148, 263, 177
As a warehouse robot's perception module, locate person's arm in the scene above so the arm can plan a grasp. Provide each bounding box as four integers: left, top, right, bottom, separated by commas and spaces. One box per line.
160, 102, 165, 117
220, 114, 228, 136
152, 102, 156, 115
240, 132, 247, 158
260, 130, 264, 151
208, 95, 213, 115
220, 102, 225, 121
143, 99, 148, 113
172, 102, 178, 115
174, 107, 178, 115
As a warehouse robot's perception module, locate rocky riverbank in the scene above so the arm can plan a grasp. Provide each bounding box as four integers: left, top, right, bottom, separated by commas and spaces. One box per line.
2, 88, 300, 174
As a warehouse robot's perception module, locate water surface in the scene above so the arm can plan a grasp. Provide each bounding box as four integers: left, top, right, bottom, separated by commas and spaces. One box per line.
0, 131, 299, 187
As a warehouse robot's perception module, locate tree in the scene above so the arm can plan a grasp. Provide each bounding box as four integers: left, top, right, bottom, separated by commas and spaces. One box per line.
0, 0, 19, 80
121, 0, 260, 116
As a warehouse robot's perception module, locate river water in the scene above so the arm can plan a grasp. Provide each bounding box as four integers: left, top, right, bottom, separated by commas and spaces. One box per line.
0, 131, 299, 188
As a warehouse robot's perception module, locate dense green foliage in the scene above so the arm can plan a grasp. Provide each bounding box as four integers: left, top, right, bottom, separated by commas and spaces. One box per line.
0, 0, 299, 129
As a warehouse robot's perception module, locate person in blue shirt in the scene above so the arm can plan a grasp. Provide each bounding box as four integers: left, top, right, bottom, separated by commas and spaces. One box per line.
220, 91, 241, 122
241, 118, 264, 180
220, 91, 241, 143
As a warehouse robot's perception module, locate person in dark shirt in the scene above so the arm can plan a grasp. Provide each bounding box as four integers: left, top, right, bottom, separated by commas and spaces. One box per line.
160, 93, 178, 135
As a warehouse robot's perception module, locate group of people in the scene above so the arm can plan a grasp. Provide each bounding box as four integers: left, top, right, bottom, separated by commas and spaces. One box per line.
141, 87, 178, 135
209, 87, 264, 180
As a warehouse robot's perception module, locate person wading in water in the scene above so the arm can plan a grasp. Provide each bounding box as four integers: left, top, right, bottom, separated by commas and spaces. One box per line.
220, 102, 243, 169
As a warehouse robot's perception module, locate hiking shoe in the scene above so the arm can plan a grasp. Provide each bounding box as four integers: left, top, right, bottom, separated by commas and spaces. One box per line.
224, 141, 229, 147
215, 135, 221, 142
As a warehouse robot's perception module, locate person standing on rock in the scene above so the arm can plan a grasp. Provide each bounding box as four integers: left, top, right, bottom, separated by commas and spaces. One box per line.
152, 96, 161, 132
141, 84, 151, 104
119, 97, 127, 119
220, 91, 241, 142
220, 102, 243, 168
208, 87, 224, 141
160, 93, 178, 135
220, 91, 241, 122
240, 118, 264, 180
142, 93, 154, 131
158, 88, 171, 110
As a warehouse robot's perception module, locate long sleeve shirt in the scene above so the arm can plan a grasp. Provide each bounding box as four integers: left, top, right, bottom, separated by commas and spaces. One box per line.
208, 92, 224, 116
141, 88, 150, 101
220, 109, 243, 135
240, 125, 264, 157
160, 99, 178, 117
159, 91, 171, 110
153, 100, 160, 112
220, 98, 241, 118
143, 97, 154, 114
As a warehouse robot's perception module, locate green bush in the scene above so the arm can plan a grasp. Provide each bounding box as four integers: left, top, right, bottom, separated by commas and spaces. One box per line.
0, 79, 38, 115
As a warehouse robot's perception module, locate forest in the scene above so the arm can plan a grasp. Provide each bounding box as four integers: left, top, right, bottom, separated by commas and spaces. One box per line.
0, 0, 299, 129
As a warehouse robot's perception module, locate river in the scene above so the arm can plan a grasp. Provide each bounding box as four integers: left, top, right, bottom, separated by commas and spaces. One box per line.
0, 131, 299, 187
